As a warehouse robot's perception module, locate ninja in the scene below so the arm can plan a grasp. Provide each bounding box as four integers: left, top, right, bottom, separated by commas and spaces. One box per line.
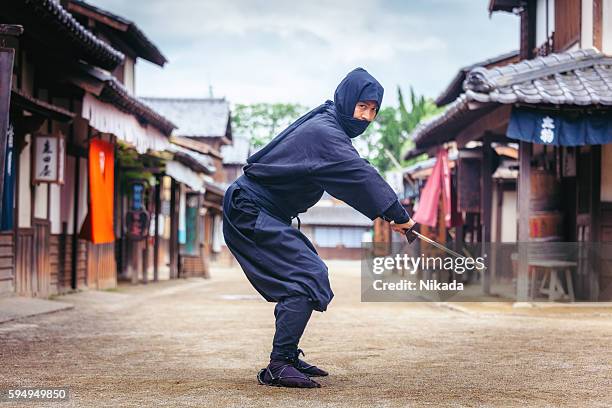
222, 68, 416, 388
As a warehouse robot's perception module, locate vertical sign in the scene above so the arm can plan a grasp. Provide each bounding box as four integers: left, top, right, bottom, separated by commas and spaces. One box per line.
125, 181, 150, 240
33, 135, 59, 183
1, 123, 14, 230
0, 25, 21, 223
32, 134, 65, 184
0, 46, 15, 221
185, 193, 199, 255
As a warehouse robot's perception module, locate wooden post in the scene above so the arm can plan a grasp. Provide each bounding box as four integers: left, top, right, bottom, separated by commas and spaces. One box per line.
71, 156, 80, 290
481, 135, 493, 295
517, 141, 532, 301
169, 178, 178, 279
153, 174, 160, 282
594, 0, 603, 51
142, 246, 148, 284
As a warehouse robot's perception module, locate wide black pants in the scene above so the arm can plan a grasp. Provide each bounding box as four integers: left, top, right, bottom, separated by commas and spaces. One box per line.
222, 182, 333, 360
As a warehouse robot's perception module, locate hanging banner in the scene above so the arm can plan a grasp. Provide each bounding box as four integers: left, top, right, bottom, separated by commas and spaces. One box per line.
0, 46, 16, 222
184, 193, 199, 255
507, 107, 612, 146
125, 181, 150, 240
178, 186, 186, 244
88, 139, 115, 244
413, 149, 461, 228
1, 123, 14, 230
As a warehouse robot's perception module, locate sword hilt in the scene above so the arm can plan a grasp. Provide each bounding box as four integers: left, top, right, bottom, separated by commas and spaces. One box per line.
404, 223, 418, 244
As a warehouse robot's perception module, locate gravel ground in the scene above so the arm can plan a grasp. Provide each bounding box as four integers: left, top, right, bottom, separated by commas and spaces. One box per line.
0, 261, 611, 407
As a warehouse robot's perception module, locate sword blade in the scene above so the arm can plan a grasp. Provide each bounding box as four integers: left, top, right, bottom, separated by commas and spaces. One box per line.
410, 231, 464, 259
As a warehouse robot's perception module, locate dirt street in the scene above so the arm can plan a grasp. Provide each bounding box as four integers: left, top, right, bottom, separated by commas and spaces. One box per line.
1, 261, 611, 407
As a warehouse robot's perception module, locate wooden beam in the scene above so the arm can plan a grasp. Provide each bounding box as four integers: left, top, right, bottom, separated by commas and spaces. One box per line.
456, 105, 512, 148
481, 134, 493, 295
170, 136, 223, 159
202, 200, 222, 212
594, 0, 603, 50
169, 179, 179, 280
591, 145, 601, 242
67, 3, 130, 32
517, 141, 532, 301
0, 25, 24, 37
153, 175, 161, 282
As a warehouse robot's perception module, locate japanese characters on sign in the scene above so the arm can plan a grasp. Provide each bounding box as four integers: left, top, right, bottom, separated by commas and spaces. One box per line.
33, 134, 65, 184
125, 181, 150, 240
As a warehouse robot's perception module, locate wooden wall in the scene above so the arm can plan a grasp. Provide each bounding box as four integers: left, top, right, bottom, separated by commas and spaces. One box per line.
554, 0, 581, 51
0, 232, 14, 295
600, 203, 612, 300
181, 255, 207, 277
15, 228, 34, 296
87, 242, 116, 289
50, 234, 88, 294
315, 246, 366, 260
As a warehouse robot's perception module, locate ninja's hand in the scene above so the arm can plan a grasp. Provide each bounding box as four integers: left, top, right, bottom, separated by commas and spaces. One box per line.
390, 219, 415, 234
390, 219, 417, 244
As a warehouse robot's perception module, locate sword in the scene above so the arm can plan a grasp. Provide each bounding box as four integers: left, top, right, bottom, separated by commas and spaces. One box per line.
404, 226, 464, 259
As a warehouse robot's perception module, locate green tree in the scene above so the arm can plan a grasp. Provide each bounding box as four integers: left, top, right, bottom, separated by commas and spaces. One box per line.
232, 103, 307, 148
361, 86, 441, 173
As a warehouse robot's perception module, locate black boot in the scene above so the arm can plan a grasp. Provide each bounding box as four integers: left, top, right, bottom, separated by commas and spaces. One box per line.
257, 358, 321, 388
294, 349, 329, 377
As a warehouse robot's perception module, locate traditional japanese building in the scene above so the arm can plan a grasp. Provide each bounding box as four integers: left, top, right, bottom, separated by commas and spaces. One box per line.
0, 0, 176, 296
141, 97, 233, 277
296, 193, 374, 260
404, 0, 612, 301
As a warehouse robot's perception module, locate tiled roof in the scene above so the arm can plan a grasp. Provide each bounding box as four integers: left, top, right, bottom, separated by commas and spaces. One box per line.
68, 0, 167, 66
4, 0, 124, 70
297, 205, 373, 227
464, 48, 612, 105
409, 49, 612, 151
141, 98, 232, 139
221, 136, 250, 165
436, 50, 519, 106
488, 0, 522, 14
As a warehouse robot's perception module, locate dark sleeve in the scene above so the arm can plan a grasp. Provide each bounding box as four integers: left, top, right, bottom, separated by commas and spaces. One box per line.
308, 133, 404, 220
382, 200, 411, 224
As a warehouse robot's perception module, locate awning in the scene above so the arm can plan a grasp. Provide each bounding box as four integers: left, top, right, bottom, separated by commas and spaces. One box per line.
82, 93, 170, 154
507, 107, 612, 146
165, 160, 205, 193
166, 143, 216, 175
11, 88, 75, 122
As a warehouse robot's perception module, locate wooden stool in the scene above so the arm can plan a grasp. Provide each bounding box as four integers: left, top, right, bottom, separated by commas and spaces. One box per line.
528, 260, 576, 301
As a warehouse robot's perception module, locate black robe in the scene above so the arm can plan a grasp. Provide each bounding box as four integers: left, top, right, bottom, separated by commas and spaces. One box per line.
222, 68, 408, 312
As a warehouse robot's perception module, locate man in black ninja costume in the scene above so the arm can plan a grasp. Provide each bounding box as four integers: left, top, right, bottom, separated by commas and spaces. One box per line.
223, 68, 415, 388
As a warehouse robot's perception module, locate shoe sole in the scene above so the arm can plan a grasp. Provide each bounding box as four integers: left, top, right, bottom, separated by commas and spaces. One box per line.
256, 368, 321, 388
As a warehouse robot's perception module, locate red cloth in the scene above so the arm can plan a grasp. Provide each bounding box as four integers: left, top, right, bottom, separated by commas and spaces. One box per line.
413, 149, 461, 228
87, 139, 115, 244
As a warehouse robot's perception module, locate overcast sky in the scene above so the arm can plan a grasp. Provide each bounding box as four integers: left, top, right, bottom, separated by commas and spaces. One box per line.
91, 0, 519, 108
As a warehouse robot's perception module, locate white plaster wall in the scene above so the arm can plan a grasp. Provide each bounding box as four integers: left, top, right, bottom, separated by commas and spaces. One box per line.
603, 0, 612, 53
582, 0, 594, 48
536, 0, 556, 45
33, 183, 48, 220
501, 190, 518, 243
18, 134, 31, 228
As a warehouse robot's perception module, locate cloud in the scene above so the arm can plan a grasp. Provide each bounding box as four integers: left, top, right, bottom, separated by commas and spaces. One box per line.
92, 0, 518, 106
